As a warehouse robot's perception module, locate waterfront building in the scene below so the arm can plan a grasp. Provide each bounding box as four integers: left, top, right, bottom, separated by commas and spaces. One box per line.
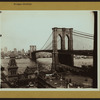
24, 66, 37, 79
7, 53, 18, 83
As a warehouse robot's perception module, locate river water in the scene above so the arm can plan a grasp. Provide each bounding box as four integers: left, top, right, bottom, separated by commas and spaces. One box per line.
1, 57, 93, 74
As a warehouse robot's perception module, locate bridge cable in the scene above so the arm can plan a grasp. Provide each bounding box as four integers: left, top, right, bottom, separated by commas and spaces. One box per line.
45, 42, 52, 50
44, 37, 61, 50
74, 30, 93, 36
73, 31, 93, 37
73, 34, 93, 40
41, 33, 52, 50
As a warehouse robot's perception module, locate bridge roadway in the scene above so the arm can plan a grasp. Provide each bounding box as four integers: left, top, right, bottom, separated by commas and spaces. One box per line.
33, 50, 93, 56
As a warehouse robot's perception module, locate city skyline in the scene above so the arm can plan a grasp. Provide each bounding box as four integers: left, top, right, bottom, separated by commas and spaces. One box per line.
1, 47, 29, 54
0, 11, 94, 51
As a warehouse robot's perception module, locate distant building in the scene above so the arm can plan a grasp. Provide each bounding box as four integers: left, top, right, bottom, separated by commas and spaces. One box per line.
22, 49, 25, 55
4, 47, 7, 54
7, 51, 11, 56
18, 51, 21, 55
14, 48, 18, 56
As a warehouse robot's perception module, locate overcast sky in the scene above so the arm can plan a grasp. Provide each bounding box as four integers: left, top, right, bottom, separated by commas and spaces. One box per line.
0, 10, 94, 51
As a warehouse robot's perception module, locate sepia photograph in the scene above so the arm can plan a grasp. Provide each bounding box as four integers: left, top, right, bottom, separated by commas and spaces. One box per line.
0, 10, 97, 90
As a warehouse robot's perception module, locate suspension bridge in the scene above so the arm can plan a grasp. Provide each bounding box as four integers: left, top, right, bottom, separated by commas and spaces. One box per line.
30, 27, 93, 72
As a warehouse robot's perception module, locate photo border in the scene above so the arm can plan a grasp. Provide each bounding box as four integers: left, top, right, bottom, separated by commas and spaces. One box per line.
0, 1, 99, 98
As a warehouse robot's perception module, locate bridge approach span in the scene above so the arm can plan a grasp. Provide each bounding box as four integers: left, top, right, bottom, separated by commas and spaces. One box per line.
33, 50, 93, 56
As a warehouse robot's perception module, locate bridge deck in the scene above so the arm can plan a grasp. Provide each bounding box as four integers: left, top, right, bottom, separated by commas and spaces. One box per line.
32, 50, 93, 56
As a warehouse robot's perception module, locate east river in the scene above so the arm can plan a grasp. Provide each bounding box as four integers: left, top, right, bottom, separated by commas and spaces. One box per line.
1, 57, 93, 74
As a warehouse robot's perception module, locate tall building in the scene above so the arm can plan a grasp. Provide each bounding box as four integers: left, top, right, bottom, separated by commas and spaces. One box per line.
4, 47, 7, 54
14, 48, 18, 56
22, 49, 25, 55
18, 51, 21, 55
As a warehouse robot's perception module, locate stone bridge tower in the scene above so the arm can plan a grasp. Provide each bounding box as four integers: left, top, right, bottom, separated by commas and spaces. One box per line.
52, 27, 73, 71
30, 45, 36, 59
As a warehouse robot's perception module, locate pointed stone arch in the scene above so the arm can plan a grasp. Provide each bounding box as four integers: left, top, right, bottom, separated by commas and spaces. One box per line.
57, 34, 62, 50
65, 35, 69, 50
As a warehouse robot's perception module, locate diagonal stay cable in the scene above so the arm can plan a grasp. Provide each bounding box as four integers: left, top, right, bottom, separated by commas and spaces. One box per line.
45, 37, 61, 50
41, 33, 52, 50
45, 42, 52, 50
